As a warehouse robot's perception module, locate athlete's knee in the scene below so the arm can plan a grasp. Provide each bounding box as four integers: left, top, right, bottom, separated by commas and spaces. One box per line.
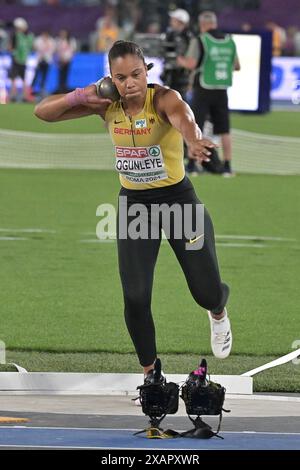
123, 288, 151, 316
192, 285, 225, 312
200, 296, 223, 312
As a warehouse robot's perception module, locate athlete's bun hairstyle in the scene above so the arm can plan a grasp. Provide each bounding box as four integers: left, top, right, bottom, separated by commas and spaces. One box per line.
108, 40, 146, 70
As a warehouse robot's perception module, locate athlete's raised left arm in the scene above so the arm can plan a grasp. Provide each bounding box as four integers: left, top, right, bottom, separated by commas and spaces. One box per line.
155, 87, 217, 162
34, 84, 112, 122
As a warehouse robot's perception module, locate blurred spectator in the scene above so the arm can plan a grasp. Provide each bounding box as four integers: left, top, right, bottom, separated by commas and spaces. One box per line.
32, 31, 55, 96
178, 11, 240, 176
265, 21, 287, 56
90, 12, 119, 52
241, 22, 252, 32
118, 0, 140, 40
145, 21, 161, 34
161, 9, 193, 99
21, 0, 41, 5
282, 26, 297, 56
9, 17, 34, 102
0, 20, 9, 52
7, 0, 104, 3
55, 29, 76, 93
294, 29, 300, 56
160, 9, 193, 168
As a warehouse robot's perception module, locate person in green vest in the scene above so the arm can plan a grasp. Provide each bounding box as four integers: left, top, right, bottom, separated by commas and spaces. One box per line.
177, 11, 240, 176
9, 17, 34, 102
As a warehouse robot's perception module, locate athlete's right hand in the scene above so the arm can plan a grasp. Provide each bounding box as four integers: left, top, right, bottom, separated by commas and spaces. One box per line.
188, 138, 218, 163
82, 84, 112, 110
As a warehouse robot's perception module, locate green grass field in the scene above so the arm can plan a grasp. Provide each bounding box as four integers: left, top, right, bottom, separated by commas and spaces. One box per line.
0, 105, 299, 392
1, 104, 300, 136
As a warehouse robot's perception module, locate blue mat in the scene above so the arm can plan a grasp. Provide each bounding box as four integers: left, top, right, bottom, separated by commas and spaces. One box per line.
0, 427, 299, 450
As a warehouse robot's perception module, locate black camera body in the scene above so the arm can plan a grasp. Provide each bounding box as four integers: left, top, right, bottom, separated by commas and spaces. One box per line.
160, 28, 193, 93
163, 34, 189, 70
181, 374, 226, 416
139, 381, 179, 418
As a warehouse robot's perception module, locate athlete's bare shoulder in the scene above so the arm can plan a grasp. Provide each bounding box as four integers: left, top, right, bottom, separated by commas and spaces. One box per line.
153, 84, 181, 100
153, 84, 182, 121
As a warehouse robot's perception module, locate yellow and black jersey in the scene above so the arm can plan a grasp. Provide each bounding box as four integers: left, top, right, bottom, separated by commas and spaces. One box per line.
105, 85, 185, 190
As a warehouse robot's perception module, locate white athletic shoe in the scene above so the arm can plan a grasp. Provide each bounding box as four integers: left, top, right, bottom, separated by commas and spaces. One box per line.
208, 308, 232, 359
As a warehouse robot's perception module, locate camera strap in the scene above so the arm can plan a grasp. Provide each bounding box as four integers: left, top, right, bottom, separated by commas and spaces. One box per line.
141, 415, 226, 440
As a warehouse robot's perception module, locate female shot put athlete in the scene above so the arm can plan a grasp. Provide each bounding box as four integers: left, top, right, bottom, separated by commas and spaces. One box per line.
35, 40, 232, 379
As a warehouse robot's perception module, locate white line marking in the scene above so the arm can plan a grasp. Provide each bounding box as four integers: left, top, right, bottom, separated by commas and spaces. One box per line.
0, 237, 27, 241
0, 445, 96, 449
0, 228, 56, 233
80, 239, 115, 243
80, 239, 273, 248
216, 243, 271, 248
221, 431, 300, 435
85, 233, 297, 242
79, 232, 297, 247
0, 129, 112, 139
226, 394, 300, 402
216, 235, 297, 242
242, 348, 300, 377
0, 426, 299, 436
81, 232, 99, 236
0, 444, 210, 450
1, 426, 139, 432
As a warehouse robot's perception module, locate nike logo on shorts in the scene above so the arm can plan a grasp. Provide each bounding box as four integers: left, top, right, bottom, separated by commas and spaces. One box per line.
189, 234, 204, 244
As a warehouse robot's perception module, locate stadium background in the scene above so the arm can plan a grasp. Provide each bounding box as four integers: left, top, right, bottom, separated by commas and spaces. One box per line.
0, 0, 299, 393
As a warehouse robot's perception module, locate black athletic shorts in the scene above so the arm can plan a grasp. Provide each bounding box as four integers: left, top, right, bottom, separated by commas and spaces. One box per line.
9, 60, 26, 80
191, 86, 230, 135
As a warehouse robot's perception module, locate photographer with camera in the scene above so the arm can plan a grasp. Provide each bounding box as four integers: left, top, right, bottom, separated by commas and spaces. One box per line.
160, 9, 194, 170
178, 11, 240, 176
160, 9, 193, 100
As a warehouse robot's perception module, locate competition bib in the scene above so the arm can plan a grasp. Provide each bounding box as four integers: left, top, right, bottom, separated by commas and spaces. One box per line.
115, 145, 168, 184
